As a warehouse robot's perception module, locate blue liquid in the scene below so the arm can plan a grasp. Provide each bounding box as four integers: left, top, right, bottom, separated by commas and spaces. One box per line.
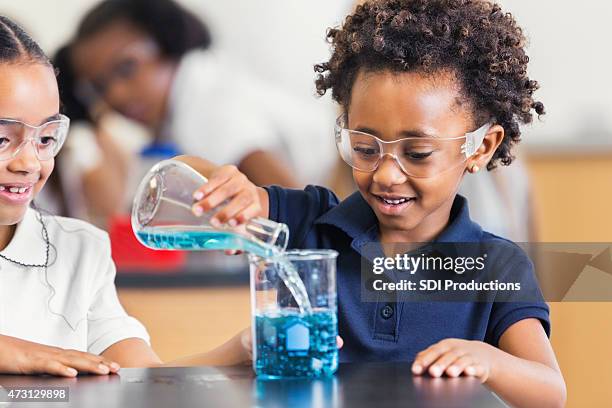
136, 227, 276, 258
255, 309, 338, 378
137, 226, 314, 314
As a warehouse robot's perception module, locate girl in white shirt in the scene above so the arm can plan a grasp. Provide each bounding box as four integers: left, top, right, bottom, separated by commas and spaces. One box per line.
0, 16, 249, 377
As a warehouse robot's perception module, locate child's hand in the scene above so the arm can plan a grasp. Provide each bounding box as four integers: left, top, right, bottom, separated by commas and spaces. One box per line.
0, 334, 120, 377
411, 338, 498, 383
191, 165, 262, 229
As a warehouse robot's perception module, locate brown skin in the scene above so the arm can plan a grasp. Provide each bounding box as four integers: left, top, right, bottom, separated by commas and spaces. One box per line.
80, 125, 130, 222
72, 21, 299, 188
237, 150, 298, 188
180, 69, 565, 407
0, 61, 253, 377
0, 62, 124, 376
349, 70, 488, 244
71, 20, 175, 130
0, 64, 56, 236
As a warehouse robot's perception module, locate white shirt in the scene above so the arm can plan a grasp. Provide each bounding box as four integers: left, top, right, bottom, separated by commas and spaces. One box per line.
0, 207, 150, 355
163, 49, 337, 185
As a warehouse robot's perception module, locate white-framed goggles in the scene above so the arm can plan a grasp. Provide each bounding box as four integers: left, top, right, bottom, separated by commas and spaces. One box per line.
0, 114, 70, 161
334, 114, 491, 178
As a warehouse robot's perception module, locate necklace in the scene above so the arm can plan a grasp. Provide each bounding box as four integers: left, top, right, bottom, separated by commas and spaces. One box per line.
0, 211, 49, 269
0, 212, 78, 330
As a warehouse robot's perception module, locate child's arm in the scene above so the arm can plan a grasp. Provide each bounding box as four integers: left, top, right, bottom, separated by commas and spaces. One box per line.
100, 338, 162, 367
412, 318, 566, 408
161, 329, 344, 368
0, 334, 120, 377
174, 155, 269, 224
236, 150, 299, 188
99, 331, 251, 368
162, 328, 252, 367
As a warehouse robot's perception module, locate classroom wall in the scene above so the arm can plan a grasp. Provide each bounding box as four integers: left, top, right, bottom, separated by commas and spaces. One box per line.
0, 0, 352, 102
498, 0, 612, 145
526, 152, 612, 408
5, 0, 612, 144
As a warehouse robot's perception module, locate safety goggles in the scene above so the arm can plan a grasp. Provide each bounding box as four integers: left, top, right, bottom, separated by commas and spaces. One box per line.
0, 114, 70, 161
334, 115, 490, 178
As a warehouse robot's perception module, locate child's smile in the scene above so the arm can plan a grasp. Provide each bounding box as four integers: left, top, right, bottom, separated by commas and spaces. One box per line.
0, 63, 58, 225
0, 183, 35, 205
348, 69, 474, 243
371, 192, 416, 216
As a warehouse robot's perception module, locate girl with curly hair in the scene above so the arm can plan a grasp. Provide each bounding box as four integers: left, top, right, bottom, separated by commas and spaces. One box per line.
182, 1, 566, 405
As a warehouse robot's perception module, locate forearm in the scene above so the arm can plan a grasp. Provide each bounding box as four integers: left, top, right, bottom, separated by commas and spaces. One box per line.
487, 348, 566, 408
97, 127, 130, 177
83, 167, 126, 217
174, 155, 219, 179
163, 330, 250, 367
237, 150, 300, 188
101, 338, 162, 368
82, 129, 130, 218
0, 335, 26, 373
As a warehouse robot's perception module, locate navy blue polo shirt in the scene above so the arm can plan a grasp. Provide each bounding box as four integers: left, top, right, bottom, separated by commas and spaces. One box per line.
265, 185, 550, 363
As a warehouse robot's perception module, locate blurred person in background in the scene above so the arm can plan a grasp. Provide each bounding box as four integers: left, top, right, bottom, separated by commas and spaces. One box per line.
34, 44, 134, 225
54, 0, 330, 223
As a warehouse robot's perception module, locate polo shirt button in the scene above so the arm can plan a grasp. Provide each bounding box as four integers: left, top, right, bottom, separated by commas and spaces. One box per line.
380, 304, 394, 319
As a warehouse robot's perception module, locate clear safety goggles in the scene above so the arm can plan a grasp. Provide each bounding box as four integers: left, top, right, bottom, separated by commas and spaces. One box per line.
0, 115, 70, 161
334, 115, 490, 178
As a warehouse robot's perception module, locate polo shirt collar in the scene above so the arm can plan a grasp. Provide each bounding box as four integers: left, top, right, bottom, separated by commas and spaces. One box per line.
315, 191, 378, 242
315, 192, 483, 260
432, 194, 483, 243
0, 207, 47, 266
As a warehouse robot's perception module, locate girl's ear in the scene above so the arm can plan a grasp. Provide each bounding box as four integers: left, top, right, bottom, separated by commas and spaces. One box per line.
467, 124, 504, 173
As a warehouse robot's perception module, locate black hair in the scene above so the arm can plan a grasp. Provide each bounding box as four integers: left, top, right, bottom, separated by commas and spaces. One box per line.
75, 0, 212, 59
53, 44, 91, 123
0, 17, 69, 216
0, 15, 50, 64
315, 0, 545, 170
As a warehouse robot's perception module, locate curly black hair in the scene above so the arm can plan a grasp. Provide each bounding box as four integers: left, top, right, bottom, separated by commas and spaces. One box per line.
315, 0, 544, 170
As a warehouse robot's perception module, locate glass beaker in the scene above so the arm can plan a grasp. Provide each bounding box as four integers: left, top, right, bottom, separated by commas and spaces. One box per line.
249, 249, 339, 379
131, 159, 288, 257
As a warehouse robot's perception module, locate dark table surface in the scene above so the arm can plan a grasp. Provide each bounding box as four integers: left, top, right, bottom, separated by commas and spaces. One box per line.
116, 251, 250, 287
0, 363, 506, 408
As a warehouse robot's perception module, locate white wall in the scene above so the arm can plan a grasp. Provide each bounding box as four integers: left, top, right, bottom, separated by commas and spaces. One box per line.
0, 0, 351, 104
0, 0, 354, 184
499, 0, 612, 144
1, 0, 610, 145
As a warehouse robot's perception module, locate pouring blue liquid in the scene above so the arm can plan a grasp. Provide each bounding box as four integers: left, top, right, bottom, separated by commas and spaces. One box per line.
132, 160, 337, 378
137, 226, 337, 378
136, 226, 277, 258
136, 226, 312, 314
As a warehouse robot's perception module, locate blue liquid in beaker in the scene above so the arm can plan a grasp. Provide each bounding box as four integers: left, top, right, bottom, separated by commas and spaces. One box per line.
255, 309, 338, 379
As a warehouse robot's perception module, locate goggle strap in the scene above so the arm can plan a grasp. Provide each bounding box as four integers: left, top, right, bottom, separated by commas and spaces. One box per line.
462, 123, 491, 157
